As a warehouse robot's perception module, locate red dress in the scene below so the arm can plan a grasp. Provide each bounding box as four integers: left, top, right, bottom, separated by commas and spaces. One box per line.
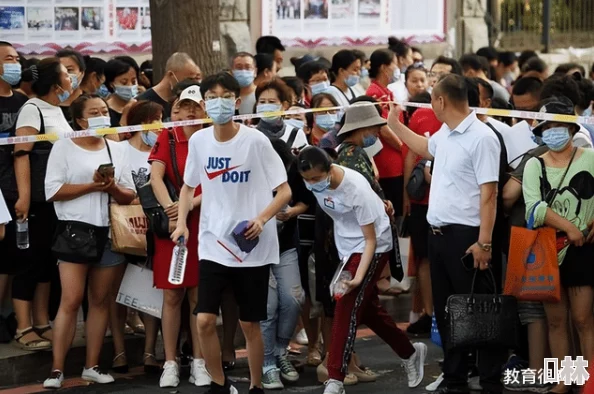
148, 127, 201, 289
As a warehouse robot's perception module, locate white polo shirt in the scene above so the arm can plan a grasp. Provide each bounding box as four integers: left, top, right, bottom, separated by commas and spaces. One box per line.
427, 112, 501, 227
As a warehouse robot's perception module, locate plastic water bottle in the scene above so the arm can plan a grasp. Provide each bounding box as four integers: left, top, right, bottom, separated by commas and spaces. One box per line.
16, 219, 29, 250
331, 271, 352, 300
168, 237, 187, 285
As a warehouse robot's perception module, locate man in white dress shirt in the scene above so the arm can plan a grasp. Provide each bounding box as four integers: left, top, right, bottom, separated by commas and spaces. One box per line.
387, 74, 506, 393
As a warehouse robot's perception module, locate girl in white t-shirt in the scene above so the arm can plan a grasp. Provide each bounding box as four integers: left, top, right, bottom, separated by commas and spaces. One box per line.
42, 95, 136, 389
298, 147, 426, 394
9, 58, 74, 354
109, 100, 164, 375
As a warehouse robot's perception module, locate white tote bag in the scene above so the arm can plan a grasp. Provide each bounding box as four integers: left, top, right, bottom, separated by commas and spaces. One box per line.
117, 264, 163, 319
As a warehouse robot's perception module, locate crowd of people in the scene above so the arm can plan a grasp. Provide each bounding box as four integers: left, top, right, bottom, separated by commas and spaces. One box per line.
0, 34, 593, 394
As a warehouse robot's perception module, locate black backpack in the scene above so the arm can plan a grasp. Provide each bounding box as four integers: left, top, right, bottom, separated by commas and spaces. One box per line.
406, 159, 428, 201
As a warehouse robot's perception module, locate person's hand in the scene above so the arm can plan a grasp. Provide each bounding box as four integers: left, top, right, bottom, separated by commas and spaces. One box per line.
276, 207, 294, 222
344, 276, 363, 295
567, 225, 585, 247
587, 220, 594, 244
14, 198, 30, 220
383, 200, 395, 217
466, 243, 492, 271
387, 102, 404, 127
164, 202, 178, 220
245, 217, 265, 240
91, 179, 114, 193
170, 224, 188, 244
168, 220, 177, 233
402, 195, 411, 216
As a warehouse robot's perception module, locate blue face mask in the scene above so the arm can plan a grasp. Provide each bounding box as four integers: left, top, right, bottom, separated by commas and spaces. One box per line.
542, 127, 571, 152
304, 176, 331, 193
140, 131, 158, 147
232, 69, 255, 88
205, 97, 236, 125
345, 74, 360, 87
315, 113, 337, 131
96, 84, 110, 98
531, 135, 543, 145
114, 84, 138, 101
363, 134, 378, 148
87, 116, 111, 129
361, 68, 369, 78
285, 118, 304, 130
583, 106, 592, 117
310, 80, 330, 96
69, 73, 80, 90
57, 86, 71, 103
257, 103, 282, 123
1, 63, 21, 86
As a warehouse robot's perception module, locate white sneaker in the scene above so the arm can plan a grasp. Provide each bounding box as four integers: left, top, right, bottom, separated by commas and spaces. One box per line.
81, 366, 114, 384
296, 328, 309, 345
323, 378, 346, 394
402, 342, 427, 388
43, 370, 64, 389
189, 358, 211, 387
425, 373, 444, 391
159, 361, 180, 388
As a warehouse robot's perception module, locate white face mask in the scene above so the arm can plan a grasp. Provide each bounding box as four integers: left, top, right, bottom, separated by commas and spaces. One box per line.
87, 116, 112, 130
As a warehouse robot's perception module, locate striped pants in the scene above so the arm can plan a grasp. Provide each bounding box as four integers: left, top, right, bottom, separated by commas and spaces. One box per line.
327, 252, 415, 381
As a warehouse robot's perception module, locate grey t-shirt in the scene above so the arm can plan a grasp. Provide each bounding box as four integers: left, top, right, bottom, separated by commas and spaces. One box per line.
239, 91, 256, 115
489, 80, 510, 102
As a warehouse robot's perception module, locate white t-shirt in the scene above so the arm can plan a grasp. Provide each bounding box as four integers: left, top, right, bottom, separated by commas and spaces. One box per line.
311, 166, 393, 259
0, 189, 11, 225
280, 125, 309, 149
125, 140, 151, 188
16, 98, 73, 138
326, 85, 355, 109
575, 125, 593, 149
45, 139, 135, 227
184, 124, 288, 268
499, 120, 538, 169
388, 79, 408, 103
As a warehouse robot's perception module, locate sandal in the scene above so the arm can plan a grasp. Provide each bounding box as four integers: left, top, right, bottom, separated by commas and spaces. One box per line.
34, 325, 53, 341
112, 352, 129, 374
143, 353, 161, 375
13, 327, 51, 351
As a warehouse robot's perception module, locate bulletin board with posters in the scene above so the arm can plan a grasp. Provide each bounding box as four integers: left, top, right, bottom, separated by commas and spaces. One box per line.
0, 0, 152, 55
262, 0, 446, 47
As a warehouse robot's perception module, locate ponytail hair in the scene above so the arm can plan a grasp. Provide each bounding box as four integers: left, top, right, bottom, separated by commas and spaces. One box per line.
21, 57, 63, 97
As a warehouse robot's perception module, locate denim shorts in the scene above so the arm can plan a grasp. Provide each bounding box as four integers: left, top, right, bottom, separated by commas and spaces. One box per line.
58, 239, 127, 268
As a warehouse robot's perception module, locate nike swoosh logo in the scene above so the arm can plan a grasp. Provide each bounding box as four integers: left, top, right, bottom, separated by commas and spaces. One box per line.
204, 165, 241, 180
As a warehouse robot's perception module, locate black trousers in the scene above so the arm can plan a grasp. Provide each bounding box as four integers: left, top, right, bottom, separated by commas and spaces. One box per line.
428, 224, 507, 389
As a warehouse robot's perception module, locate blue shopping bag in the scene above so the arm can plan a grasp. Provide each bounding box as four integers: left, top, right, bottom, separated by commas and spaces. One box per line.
431, 313, 442, 348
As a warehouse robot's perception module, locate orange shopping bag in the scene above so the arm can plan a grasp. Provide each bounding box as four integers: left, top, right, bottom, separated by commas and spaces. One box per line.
504, 203, 560, 303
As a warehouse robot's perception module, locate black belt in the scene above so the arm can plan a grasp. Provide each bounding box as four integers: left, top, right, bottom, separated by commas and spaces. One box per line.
429, 224, 478, 235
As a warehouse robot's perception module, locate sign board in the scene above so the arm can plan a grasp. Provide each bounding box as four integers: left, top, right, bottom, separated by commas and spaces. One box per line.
117, 263, 163, 319
0, 0, 151, 55
261, 0, 446, 47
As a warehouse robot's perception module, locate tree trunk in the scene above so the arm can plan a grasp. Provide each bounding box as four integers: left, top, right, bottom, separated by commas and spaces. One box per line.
149, 0, 222, 81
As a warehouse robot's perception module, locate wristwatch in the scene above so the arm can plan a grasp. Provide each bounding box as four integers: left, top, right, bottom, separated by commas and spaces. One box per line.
477, 242, 492, 252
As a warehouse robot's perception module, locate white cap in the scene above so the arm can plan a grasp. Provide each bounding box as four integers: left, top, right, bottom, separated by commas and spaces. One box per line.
179, 85, 202, 104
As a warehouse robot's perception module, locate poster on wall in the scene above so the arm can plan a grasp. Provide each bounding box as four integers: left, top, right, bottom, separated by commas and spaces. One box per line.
0, 0, 151, 55
262, 0, 446, 48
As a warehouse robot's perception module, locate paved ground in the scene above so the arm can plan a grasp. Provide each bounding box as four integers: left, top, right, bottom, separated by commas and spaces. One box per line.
0, 335, 444, 394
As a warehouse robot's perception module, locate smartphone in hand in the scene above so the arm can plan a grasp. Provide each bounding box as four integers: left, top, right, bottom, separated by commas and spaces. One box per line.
97, 163, 114, 178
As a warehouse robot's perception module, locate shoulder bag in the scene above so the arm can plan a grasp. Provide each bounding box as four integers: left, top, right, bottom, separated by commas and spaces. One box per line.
51, 138, 112, 264
137, 129, 182, 239
446, 267, 519, 351
503, 148, 577, 302
406, 159, 428, 201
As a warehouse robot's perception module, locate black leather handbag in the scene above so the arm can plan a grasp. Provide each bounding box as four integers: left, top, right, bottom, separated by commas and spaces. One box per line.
52, 220, 109, 264
445, 268, 519, 351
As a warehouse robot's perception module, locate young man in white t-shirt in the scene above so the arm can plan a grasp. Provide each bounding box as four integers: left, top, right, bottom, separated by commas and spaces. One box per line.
172, 72, 291, 394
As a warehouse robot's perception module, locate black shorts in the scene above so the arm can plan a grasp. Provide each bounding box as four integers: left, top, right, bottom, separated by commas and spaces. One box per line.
195, 260, 270, 322
560, 243, 594, 288
379, 176, 404, 218
409, 204, 429, 259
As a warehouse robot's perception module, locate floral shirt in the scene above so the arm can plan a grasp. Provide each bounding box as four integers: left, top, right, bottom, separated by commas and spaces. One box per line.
336, 142, 385, 199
